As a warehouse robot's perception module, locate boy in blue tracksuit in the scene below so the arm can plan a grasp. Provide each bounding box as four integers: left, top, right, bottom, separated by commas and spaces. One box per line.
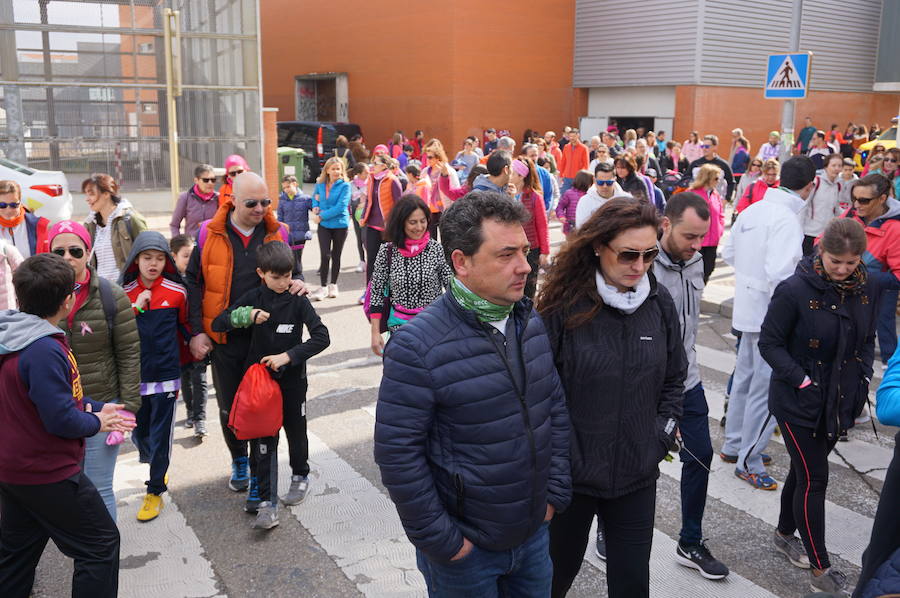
119, 231, 190, 522
277, 175, 313, 277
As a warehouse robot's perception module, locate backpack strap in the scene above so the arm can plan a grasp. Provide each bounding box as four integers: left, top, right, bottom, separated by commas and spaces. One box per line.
97, 277, 117, 337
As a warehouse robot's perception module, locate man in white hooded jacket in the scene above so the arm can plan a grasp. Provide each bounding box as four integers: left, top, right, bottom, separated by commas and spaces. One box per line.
721, 156, 817, 491
574, 162, 631, 229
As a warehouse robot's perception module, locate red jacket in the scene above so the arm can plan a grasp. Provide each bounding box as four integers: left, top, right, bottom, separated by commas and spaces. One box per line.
559, 142, 589, 179
521, 189, 549, 255
737, 179, 779, 213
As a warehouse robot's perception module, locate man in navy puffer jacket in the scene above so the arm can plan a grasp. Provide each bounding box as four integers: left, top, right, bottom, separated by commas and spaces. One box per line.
374, 191, 571, 597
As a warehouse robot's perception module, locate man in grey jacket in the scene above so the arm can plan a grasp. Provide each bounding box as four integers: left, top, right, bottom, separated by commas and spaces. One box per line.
653, 192, 730, 580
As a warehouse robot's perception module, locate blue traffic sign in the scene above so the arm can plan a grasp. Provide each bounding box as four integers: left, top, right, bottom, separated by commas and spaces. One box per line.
764, 53, 811, 99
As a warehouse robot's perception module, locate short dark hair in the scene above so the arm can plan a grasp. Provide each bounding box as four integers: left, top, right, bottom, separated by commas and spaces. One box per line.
466, 164, 488, 188
824, 153, 843, 168
665, 192, 710, 224
282, 174, 298, 184
486, 150, 512, 176
14, 254, 74, 318
169, 233, 194, 255
440, 191, 529, 273
385, 194, 430, 247
405, 164, 421, 178
780, 156, 817, 191
194, 164, 215, 179
573, 170, 594, 192
256, 241, 294, 274
703, 134, 719, 146
594, 162, 614, 175
402, 144, 413, 152
348, 163, 367, 178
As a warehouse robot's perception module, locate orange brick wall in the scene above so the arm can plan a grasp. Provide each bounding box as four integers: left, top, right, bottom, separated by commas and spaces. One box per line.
674, 85, 900, 152
260, 0, 582, 152
262, 108, 279, 209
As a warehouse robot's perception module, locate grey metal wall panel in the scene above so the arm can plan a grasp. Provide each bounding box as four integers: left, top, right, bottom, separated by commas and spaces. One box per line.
573, 0, 699, 87
697, 0, 881, 92
800, 0, 882, 92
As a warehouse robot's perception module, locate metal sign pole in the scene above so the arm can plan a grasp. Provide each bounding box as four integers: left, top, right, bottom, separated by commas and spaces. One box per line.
164, 9, 182, 206
780, 0, 803, 160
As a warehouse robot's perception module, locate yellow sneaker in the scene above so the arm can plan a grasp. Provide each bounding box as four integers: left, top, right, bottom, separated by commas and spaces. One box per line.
164, 473, 169, 486
137, 493, 164, 522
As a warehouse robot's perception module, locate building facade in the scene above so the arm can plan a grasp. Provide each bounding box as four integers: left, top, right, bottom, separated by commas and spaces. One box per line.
0, 0, 263, 191
574, 0, 900, 152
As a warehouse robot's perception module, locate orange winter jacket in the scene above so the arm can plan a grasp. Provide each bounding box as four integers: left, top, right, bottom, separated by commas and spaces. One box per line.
559, 142, 589, 179
199, 200, 288, 343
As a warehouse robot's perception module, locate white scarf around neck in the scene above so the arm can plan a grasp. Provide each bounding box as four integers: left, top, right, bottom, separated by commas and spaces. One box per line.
595, 270, 650, 314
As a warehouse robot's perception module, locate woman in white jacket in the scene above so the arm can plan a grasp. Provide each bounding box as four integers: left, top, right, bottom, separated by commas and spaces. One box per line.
802, 154, 845, 256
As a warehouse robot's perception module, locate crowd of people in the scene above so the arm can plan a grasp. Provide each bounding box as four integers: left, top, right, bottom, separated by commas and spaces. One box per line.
1, 115, 900, 598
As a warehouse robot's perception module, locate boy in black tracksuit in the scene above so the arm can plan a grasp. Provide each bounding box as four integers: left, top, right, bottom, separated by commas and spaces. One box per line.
212, 241, 329, 529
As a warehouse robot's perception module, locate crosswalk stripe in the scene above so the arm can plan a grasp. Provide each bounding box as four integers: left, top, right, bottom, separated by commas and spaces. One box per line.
278, 430, 427, 597
696, 345, 893, 481
358, 402, 781, 596
113, 452, 224, 597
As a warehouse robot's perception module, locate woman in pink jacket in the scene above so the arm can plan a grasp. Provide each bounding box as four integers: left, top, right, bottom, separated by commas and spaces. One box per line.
689, 164, 726, 282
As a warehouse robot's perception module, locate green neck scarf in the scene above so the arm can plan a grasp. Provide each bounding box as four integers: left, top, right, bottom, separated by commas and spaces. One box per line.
450, 277, 514, 323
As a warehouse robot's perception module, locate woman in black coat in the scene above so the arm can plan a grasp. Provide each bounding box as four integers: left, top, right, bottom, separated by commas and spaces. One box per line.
537, 199, 686, 598
759, 217, 879, 597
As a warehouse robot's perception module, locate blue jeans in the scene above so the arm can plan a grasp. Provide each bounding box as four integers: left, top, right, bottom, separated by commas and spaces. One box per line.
83, 431, 121, 520
560, 177, 574, 196
877, 288, 899, 365
416, 522, 552, 598
132, 391, 178, 495
679, 383, 714, 546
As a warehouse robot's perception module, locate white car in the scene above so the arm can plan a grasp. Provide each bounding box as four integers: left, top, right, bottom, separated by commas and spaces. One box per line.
0, 158, 73, 222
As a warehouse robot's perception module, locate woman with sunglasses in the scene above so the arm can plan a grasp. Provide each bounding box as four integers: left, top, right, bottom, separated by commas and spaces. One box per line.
689, 164, 726, 283
310, 157, 351, 301
82, 173, 148, 282
539, 198, 686, 598
48, 220, 141, 520
420, 139, 458, 241
846, 174, 900, 371
219, 154, 251, 207
170, 163, 219, 239
874, 147, 900, 199
360, 154, 403, 282
759, 218, 879, 596
735, 158, 764, 203
0, 179, 49, 259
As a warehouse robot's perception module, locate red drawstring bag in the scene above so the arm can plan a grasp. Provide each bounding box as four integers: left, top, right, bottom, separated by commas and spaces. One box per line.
228, 363, 283, 440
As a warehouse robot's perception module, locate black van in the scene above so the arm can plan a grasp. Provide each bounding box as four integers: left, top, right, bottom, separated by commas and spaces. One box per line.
277, 121, 363, 182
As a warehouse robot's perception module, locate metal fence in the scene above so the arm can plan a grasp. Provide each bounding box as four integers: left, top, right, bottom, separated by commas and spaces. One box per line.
0, 0, 262, 191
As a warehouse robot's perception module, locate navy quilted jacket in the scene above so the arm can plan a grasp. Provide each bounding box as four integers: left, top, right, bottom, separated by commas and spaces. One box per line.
374, 291, 571, 563
861, 546, 900, 597
277, 191, 312, 247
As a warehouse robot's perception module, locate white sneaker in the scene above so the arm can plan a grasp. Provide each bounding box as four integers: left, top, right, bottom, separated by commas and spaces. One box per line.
855, 404, 871, 425
355, 260, 366, 273
327, 283, 339, 299
310, 287, 327, 302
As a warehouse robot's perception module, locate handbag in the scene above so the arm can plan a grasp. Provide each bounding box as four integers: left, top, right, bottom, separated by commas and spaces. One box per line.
362, 243, 393, 334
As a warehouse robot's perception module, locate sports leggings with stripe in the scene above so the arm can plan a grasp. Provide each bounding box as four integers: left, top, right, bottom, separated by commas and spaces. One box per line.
776, 419, 839, 570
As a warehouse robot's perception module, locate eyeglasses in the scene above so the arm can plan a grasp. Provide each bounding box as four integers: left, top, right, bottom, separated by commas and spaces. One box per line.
751, 162, 763, 167
595, 179, 615, 186
0, 202, 20, 209
199, 177, 216, 183
228, 169, 244, 177
609, 246, 660, 265
52, 246, 85, 259
886, 158, 898, 163
243, 199, 272, 208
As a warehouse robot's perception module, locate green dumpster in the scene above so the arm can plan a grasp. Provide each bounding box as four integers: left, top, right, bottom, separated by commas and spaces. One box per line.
277, 146, 306, 182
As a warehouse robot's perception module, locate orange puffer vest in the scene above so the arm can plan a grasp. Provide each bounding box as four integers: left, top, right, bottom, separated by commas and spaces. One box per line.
199, 200, 287, 343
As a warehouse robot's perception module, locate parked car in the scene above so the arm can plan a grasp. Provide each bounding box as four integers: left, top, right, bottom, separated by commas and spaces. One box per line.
0, 158, 72, 221
855, 121, 898, 172
277, 121, 363, 182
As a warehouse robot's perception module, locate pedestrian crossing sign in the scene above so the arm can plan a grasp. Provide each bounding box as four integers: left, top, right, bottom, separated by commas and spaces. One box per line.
765, 53, 811, 99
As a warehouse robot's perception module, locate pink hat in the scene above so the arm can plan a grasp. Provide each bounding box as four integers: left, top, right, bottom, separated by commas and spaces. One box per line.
224, 154, 250, 172
511, 159, 529, 178
373, 144, 389, 155
48, 220, 92, 251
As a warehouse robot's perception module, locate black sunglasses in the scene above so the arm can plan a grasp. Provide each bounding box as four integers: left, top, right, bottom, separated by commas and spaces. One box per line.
0, 202, 20, 209
52, 246, 85, 259
243, 199, 272, 209
199, 177, 216, 183
853, 194, 882, 205
228, 169, 244, 177
609, 246, 660, 265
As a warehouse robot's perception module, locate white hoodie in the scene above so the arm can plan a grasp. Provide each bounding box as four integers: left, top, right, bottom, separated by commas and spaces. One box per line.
574, 183, 631, 229
802, 172, 844, 237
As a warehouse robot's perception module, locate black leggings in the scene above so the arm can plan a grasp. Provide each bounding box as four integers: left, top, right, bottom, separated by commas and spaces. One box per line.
292, 248, 304, 278
351, 209, 365, 261
317, 226, 348, 286
364, 226, 385, 283
777, 419, 839, 571
700, 245, 717, 283
428, 211, 442, 242
550, 484, 656, 598
525, 248, 540, 300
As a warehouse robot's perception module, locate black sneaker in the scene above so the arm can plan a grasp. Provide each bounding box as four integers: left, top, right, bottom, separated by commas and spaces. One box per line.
595, 526, 606, 561
676, 540, 730, 580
